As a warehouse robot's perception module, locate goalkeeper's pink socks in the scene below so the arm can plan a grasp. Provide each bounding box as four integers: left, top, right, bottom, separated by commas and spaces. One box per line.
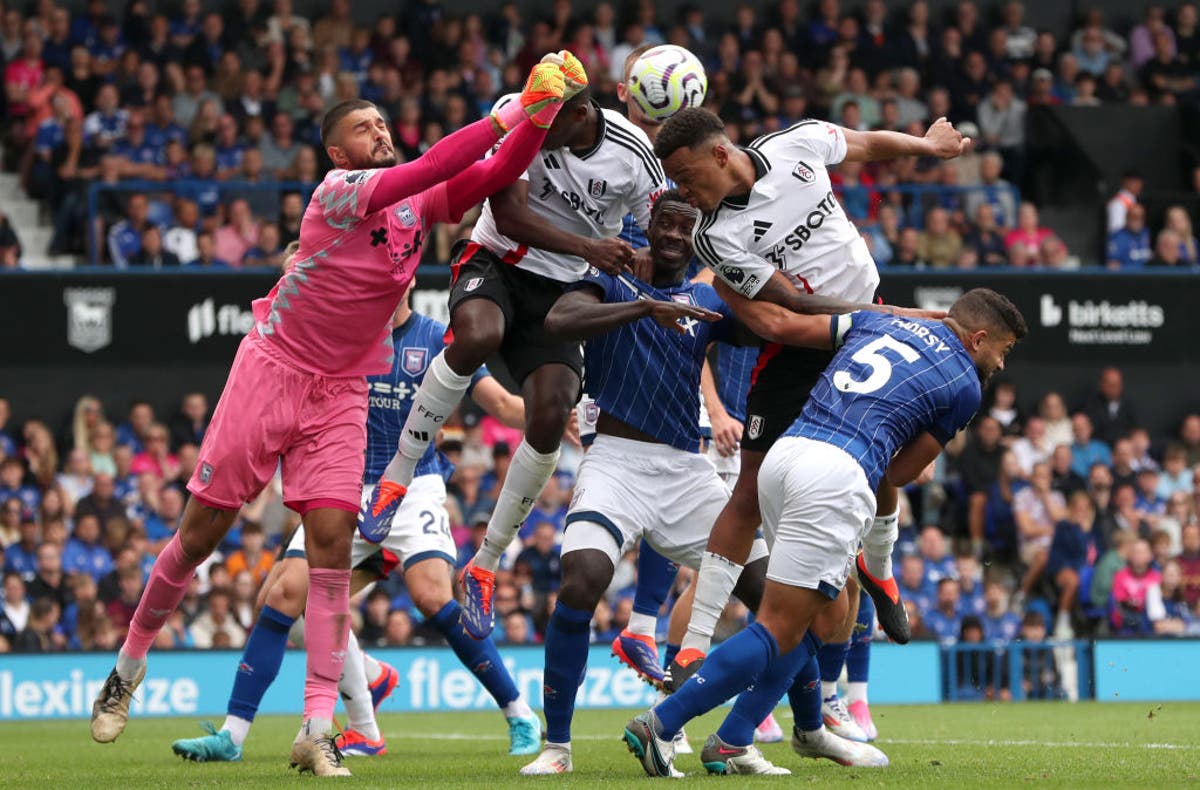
302, 568, 352, 731
121, 534, 201, 667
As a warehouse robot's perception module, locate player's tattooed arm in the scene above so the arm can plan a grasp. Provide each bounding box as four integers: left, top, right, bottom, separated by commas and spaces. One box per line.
491, 180, 635, 274
544, 286, 721, 340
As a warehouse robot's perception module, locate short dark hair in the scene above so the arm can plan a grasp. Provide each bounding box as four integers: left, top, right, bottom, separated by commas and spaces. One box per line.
653, 107, 726, 160
320, 98, 377, 147
649, 188, 689, 223
948, 288, 1028, 341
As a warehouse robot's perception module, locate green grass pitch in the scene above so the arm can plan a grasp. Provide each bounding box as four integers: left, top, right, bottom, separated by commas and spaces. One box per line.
2, 702, 1197, 787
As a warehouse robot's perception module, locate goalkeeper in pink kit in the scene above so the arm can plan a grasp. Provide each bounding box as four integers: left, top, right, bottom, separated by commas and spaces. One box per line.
89, 58, 577, 776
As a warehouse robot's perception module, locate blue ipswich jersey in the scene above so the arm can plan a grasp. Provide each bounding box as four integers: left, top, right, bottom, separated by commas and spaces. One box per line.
364, 313, 488, 483
789, 311, 982, 489
571, 268, 738, 452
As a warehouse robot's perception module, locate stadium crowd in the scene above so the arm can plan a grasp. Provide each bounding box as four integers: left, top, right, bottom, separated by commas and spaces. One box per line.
0, 0, 1197, 269
1, 360, 1199, 657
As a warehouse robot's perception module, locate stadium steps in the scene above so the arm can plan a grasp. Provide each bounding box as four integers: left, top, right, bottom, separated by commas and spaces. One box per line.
0, 171, 78, 270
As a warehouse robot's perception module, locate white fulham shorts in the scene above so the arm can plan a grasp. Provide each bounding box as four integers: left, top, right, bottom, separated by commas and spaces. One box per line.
563, 434, 768, 569
757, 436, 876, 599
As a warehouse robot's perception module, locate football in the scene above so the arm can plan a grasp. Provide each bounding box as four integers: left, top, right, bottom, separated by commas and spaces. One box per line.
626, 44, 708, 123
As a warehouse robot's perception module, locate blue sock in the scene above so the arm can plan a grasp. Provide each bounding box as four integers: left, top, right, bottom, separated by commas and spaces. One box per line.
431, 600, 520, 708
663, 643, 680, 670
787, 646, 824, 733
848, 593, 874, 682
227, 605, 294, 721
655, 622, 777, 740
818, 638, 850, 691
717, 631, 819, 746
633, 543, 678, 618
542, 601, 594, 744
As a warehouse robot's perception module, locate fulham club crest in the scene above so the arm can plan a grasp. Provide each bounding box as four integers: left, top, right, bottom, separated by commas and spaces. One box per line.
402, 347, 428, 376
747, 415, 764, 440
792, 160, 815, 183
463, 277, 484, 292
588, 178, 608, 198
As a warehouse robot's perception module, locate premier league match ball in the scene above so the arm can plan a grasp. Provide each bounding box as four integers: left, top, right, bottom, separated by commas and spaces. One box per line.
627, 44, 708, 123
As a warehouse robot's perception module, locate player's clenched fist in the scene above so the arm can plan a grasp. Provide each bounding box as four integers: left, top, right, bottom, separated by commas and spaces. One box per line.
924, 116, 971, 159
541, 50, 589, 100
581, 237, 635, 275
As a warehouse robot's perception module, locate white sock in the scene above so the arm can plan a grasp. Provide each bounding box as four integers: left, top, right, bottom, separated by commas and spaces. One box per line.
381, 351, 473, 486
844, 681, 868, 706
680, 552, 743, 654
222, 715, 252, 746
821, 681, 839, 702
626, 611, 657, 637
503, 697, 533, 719
115, 649, 146, 682
862, 509, 900, 580
339, 631, 380, 740
362, 651, 383, 685
474, 441, 559, 572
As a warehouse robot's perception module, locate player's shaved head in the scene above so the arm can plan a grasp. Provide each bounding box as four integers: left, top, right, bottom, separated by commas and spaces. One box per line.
948, 288, 1027, 340
653, 107, 727, 161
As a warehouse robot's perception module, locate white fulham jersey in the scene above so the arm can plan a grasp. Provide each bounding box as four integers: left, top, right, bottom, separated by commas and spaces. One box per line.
692, 120, 879, 304
471, 100, 666, 283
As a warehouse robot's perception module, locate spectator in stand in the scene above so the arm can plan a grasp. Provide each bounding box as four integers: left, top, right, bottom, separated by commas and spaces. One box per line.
1, 572, 28, 639
107, 192, 153, 268
1147, 560, 1193, 635
74, 473, 124, 526
918, 525, 956, 585
1072, 72, 1101, 106
1069, 412, 1111, 478
224, 522, 273, 586
142, 484, 185, 549
227, 147, 280, 220
168, 392, 208, 451
1141, 28, 1197, 102
62, 513, 113, 581
1012, 417, 1053, 476
212, 114, 246, 178
1106, 200, 1152, 269
1130, 6, 1176, 70
213, 197, 259, 267
189, 586, 247, 648
1180, 414, 1200, 467
0, 211, 21, 268
14, 598, 61, 653
259, 111, 299, 177
277, 191, 303, 246
82, 83, 128, 155
163, 198, 200, 265
1013, 461, 1067, 606
1037, 235, 1079, 270
5, 28, 45, 139
1027, 68, 1060, 106
130, 423, 180, 481
980, 580, 1020, 643
1050, 445, 1086, 498
1110, 538, 1160, 634
964, 152, 1017, 229
514, 521, 561, 597
5, 516, 40, 576
187, 230, 231, 269
27, 542, 69, 610
1147, 229, 1188, 268
1158, 445, 1194, 499
889, 226, 923, 267
1163, 205, 1199, 266
1073, 25, 1112, 77
1178, 524, 1200, 607
961, 417, 1006, 557
1084, 367, 1138, 447
925, 578, 963, 645
105, 565, 145, 638
242, 222, 285, 268
897, 554, 933, 615
1177, 2, 1200, 67
128, 226, 180, 268
916, 206, 962, 269
1048, 490, 1102, 638
172, 64, 219, 128
1004, 202, 1052, 267
977, 80, 1027, 181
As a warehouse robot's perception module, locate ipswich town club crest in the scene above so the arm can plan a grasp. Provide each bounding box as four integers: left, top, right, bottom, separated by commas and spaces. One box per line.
402, 347, 428, 376
792, 160, 815, 183
747, 414, 764, 440
63, 287, 116, 353
395, 203, 416, 227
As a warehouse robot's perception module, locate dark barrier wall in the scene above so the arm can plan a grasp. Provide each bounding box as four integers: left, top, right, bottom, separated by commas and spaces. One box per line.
2, 271, 1198, 437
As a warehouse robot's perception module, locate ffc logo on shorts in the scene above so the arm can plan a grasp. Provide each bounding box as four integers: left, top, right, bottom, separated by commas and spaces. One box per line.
200, 462, 214, 484
402, 347, 429, 376
792, 160, 815, 183
747, 415, 764, 440
463, 277, 484, 292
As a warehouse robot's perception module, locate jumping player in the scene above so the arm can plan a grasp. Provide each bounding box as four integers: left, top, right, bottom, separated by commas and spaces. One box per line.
521, 190, 890, 776
625, 288, 1027, 776
362, 54, 675, 643
89, 61, 568, 777
169, 291, 541, 763
650, 108, 968, 692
